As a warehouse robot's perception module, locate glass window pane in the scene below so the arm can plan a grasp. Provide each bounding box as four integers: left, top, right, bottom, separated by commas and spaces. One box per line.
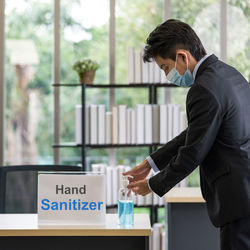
227, 0, 250, 81
5, 0, 53, 164
116, 0, 164, 166
60, 0, 109, 166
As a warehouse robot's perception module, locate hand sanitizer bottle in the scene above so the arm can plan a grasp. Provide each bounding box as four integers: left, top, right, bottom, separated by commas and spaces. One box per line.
118, 175, 134, 226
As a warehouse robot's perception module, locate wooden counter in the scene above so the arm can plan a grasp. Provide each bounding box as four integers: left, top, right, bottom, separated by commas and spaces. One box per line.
165, 187, 205, 203
0, 214, 151, 237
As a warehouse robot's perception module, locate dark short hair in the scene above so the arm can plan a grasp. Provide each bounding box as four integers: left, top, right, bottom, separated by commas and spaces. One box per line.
143, 19, 207, 62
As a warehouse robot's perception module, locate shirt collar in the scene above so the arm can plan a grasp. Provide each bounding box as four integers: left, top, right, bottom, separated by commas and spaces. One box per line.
192, 54, 210, 80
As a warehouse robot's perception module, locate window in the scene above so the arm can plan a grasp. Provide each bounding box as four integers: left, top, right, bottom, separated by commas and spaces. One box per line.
59, 0, 110, 166
5, 0, 53, 164
115, 0, 164, 166
1, 0, 249, 187
227, 0, 250, 80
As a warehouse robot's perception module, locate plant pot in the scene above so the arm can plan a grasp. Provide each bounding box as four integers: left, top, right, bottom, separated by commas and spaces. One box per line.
79, 70, 96, 85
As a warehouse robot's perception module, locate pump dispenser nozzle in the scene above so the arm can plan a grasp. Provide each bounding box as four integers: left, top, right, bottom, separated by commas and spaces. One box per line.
121, 175, 130, 189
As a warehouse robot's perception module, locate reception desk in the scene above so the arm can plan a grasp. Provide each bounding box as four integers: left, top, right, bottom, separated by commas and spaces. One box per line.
165, 187, 220, 250
0, 214, 151, 250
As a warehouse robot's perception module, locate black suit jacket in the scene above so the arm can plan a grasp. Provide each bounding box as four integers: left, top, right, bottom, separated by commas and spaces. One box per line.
148, 54, 250, 227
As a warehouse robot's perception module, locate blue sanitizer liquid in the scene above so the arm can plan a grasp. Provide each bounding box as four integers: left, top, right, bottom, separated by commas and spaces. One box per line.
118, 200, 134, 225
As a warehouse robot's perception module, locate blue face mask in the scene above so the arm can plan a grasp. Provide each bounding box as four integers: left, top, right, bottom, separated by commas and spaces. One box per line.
166, 54, 194, 87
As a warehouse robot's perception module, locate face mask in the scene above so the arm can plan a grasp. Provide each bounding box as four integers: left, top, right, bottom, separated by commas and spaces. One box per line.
166, 53, 194, 87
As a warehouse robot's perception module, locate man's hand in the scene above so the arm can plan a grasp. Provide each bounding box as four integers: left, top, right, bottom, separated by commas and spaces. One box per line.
127, 179, 151, 196
122, 159, 151, 183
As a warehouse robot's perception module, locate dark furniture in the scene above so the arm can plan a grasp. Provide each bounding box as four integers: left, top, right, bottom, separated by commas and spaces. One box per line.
166, 187, 220, 250
0, 165, 82, 213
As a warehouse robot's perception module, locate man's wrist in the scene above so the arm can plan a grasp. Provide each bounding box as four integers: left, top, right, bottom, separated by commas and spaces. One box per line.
146, 156, 160, 172
144, 159, 151, 169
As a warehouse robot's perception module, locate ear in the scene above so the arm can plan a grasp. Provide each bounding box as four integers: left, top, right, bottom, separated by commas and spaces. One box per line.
176, 49, 191, 65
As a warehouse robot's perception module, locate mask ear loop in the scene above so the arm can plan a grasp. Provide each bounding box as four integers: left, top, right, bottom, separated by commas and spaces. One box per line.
186, 54, 189, 70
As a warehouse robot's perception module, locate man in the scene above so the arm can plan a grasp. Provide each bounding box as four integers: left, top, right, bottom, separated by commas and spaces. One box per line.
123, 19, 250, 250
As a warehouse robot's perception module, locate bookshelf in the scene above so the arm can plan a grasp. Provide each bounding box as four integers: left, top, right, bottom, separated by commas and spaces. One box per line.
52, 82, 183, 224
52, 83, 179, 170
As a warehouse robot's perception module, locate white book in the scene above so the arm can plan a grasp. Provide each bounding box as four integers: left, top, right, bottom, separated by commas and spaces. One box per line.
153, 192, 159, 206
152, 105, 160, 144
90, 105, 98, 144
145, 105, 153, 144
160, 69, 166, 84
85, 105, 90, 145
118, 105, 127, 144
131, 108, 136, 144
112, 167, 118, 205
98, 105, 105, 144
154, 61, 161, 83
134, 51, 142, 83
161, 231, 166, 250
145, 192, 153, 206
153, 223, 162, 250
149, 62, 154, 83
91, 164, 100, 173
180, 177, 188, 187
141, 46, 149, 84
128, 47, 135, 84
159, 195, 165, 207
126, 109, 132, 144
124, 166, 131, 173
106, 167, 112, 206
172, 104, 181, 138
137, 195, 145, 206
105, 112, 112, 144
75, 105, 90, 144
160, 104, 167, 144
180, 111, 187, 133
112, 106, 119, 144
75, 105, 82, 144
142, 61, 149, 84
133, 194, 137, 206
167, 104, 174, 141
99, 164, 106, 174
91, 163, 107, 173
149, 233, 153, 250
136, 104, 145, 144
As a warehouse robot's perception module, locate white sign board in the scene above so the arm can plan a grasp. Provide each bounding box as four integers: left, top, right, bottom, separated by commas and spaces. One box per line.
38, 172, 106, 226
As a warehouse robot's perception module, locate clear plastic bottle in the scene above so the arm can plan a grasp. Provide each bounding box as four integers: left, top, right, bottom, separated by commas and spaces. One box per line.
118, 175, 134, 226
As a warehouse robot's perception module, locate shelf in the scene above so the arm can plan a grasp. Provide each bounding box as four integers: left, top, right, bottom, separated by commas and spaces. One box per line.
53, 83, 179, 88
52, 143, 164, 148
52, 142, 81, 148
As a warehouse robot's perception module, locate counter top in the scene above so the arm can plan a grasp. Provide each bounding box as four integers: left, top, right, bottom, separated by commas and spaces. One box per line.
165, 187, 205, 203
0, 214, 151, 237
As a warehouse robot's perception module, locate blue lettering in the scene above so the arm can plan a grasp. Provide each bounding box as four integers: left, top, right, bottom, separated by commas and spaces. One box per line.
89, 202, 96, 210
60, 201, 67, 210
81, 202, 88, 210
51, 202, 58, 210
98, 202, 103, 210
40, 200, 104, 211
41, 199, 50, 210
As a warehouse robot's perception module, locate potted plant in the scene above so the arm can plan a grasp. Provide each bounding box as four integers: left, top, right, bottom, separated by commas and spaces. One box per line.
72, 59, 100, 84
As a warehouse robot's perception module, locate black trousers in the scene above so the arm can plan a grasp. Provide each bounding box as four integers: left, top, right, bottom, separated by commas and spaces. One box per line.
220, 215, 250, 250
